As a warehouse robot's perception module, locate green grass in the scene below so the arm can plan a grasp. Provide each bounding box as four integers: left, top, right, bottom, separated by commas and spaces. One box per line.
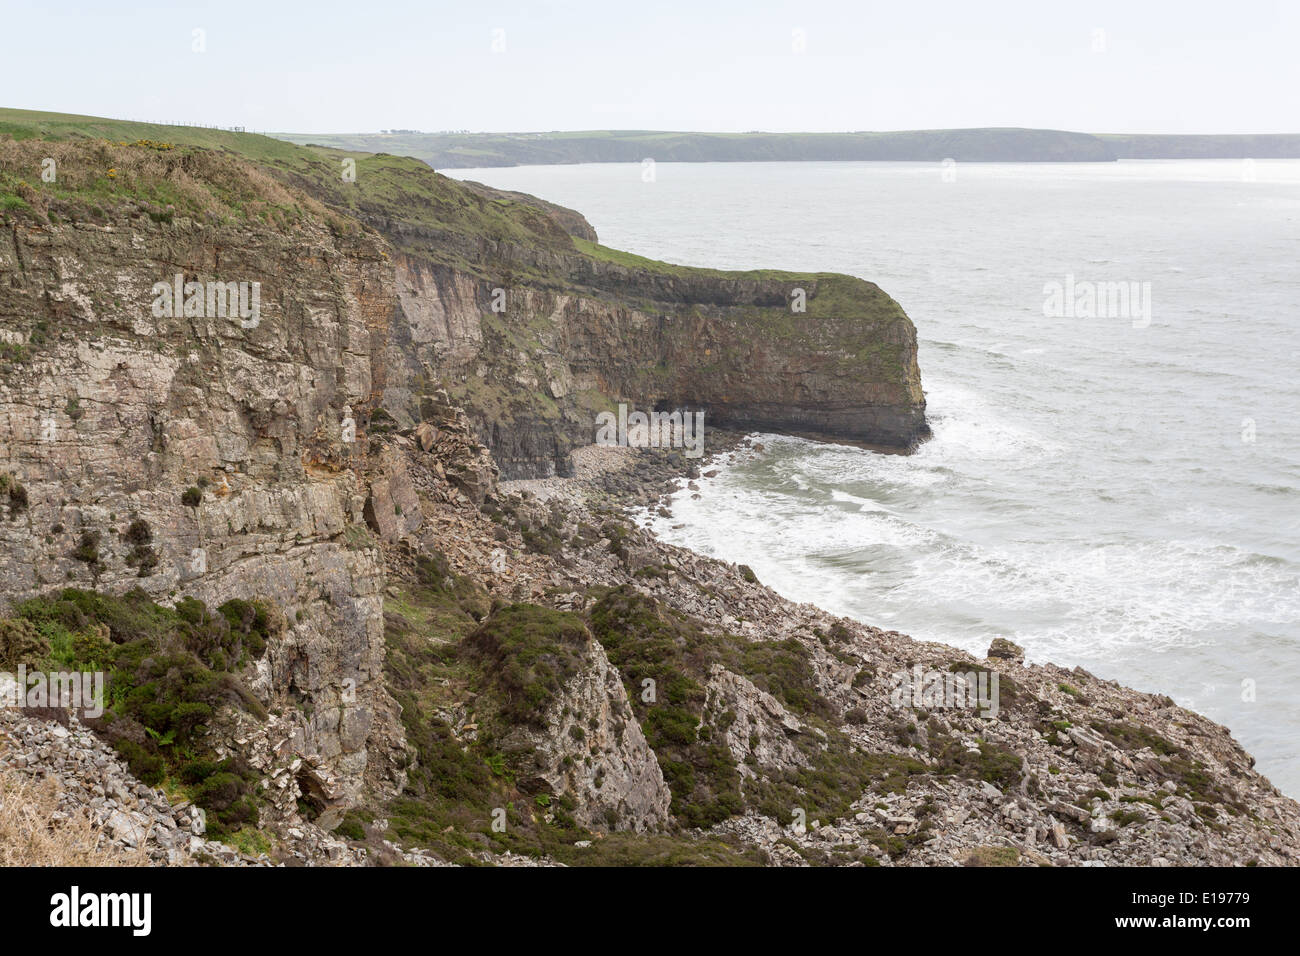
463, 604, 591, 727
0, 107, 308, 162
572, 237, 805, 281
0, 106, 569, 267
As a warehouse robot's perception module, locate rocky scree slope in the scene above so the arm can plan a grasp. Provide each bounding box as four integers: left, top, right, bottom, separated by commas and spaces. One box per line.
347, 429, 1300, 866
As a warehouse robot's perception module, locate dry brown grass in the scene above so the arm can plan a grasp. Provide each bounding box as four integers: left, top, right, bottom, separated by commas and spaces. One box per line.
0, 765, 148, 867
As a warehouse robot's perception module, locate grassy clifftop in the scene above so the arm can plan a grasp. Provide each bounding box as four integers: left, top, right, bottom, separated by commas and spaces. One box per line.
0, 108, 575, 265
0, 106, 922, 287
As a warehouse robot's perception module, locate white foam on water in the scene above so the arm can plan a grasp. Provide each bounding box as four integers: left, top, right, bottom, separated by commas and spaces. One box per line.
829, 489, 896, 514
655, 466, 1300, 669
915, 379, 1064, 464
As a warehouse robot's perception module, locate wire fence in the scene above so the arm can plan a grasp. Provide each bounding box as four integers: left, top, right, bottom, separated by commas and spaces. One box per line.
120, 121, 269, 134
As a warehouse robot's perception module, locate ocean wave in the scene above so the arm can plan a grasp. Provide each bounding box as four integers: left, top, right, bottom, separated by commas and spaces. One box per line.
829, 489, 896, 513
652, 460, 1300, 669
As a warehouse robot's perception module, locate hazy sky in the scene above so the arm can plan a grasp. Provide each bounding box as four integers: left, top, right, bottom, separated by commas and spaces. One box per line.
5, 0, 1298, 134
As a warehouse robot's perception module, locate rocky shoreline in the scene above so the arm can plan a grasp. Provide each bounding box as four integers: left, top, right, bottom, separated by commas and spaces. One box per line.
459, 432, 1300, 866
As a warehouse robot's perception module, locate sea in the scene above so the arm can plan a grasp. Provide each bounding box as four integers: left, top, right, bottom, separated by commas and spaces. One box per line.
447, 158, 1300, 797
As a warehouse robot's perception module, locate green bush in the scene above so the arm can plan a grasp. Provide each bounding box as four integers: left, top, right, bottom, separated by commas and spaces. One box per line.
0, 617, 50, 669
13, 587, 273, 836
7, 479, 28, 515
71, 530, 100, 564
335, 811, 367, 841
464, 604, 590, 727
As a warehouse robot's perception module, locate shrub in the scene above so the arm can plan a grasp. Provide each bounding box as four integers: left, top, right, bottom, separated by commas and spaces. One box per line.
335, 811, 367, 842
0, 618, 50, 669
216, 598, 278, 660
464, 605, 590, 727
71, 530, 100, 564
125, 545, 159, 576
13, 588, 271, 836
7, 480, 28, 515
963, 845, 1021, 867
124, 518, 152, 545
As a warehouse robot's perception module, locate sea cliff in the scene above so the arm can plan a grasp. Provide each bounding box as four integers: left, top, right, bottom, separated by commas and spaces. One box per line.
0, 113, 1296, 867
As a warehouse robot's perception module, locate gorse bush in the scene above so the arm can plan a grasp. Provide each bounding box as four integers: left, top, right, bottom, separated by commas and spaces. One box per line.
0, 617, 49, 669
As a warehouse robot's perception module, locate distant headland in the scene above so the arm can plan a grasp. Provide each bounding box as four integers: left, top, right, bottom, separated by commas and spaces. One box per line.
271, 127, 1300, 168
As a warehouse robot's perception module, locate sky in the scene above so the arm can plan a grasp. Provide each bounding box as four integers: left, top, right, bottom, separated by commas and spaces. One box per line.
3, 0, 1298, 135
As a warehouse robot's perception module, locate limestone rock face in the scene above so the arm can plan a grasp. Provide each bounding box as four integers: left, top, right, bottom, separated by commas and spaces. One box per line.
511, 639, 672, 833
417, 391, 500, 505
986, 637, 1026, 663
226, 133, 930, 482
364, 446, 423, 543
0, 204, 406, 809
705, 666, 810, 777
387, 257, 929, 479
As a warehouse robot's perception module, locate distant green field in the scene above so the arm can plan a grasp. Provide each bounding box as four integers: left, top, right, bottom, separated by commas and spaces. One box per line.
272, 127, 1120, 167
1099, 132, 1300, 159
12, 110, 1296, 175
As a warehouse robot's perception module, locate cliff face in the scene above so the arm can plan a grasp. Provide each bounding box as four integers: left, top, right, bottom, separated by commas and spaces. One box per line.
102, 126, 926, 478
383, 251, 927, 477
0, 141, 407, 814
266, 154, 928, 479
